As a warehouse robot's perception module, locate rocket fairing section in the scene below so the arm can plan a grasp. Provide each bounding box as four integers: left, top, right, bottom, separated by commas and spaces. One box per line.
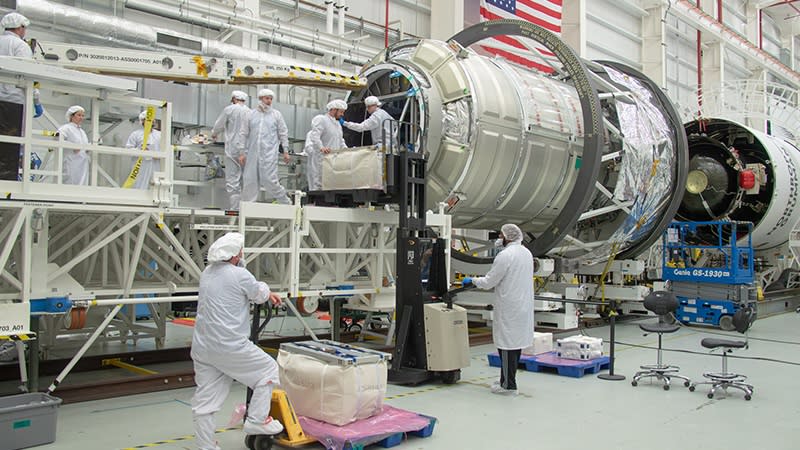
681, 118, 800, 250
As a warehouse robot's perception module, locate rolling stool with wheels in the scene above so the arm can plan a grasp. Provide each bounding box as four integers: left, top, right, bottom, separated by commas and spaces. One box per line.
631, 291, 691, 390
689, 307, 755, 400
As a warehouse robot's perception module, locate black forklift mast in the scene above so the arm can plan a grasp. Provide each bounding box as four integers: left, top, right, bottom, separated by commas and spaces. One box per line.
388, 149, 437, 384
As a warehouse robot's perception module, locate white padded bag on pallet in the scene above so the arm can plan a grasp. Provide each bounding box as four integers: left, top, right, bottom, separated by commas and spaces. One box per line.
277, 349, 387, 426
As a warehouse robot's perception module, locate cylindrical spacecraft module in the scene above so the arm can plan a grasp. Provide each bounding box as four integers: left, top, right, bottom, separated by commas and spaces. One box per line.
680, 118, 800, 250
345, 20, 688, 264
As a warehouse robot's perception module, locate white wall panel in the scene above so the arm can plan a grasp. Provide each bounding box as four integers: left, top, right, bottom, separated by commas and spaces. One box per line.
583, 0, 642, 68
663, 14, 697, 115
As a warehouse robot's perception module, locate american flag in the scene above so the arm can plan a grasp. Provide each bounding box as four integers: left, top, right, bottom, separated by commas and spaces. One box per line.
478, 0, 563, 73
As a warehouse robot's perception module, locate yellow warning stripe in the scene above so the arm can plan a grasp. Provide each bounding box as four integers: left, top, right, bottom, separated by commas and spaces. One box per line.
122, 427, 240, 450
122, 106, 155, 189
0, 334, 35, 341
382, 375, 495, 400
288, 65, 361, 85
289, 65, 360, 81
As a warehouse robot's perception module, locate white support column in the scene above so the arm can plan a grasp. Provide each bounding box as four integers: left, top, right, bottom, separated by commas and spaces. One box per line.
91, 98, 100, 187
562, 0, 587, 58
242, 0, 260, 50
29, 209, 49, 297
430, 0, 465, 41
21, 207, 32, 304
642, 2, 666, 89
745, 1, 761, 51
702, 40, 725, 97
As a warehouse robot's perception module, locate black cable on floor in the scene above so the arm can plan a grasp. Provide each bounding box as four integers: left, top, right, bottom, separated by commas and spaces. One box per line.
611, 340, 800, 367
604, 314, 800, 346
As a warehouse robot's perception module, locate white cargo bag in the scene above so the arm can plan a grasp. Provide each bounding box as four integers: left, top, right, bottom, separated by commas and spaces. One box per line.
321, 146, 384, 191
556, 335, 603, 360
522, 332, 553, 356
277, 349, 387, 426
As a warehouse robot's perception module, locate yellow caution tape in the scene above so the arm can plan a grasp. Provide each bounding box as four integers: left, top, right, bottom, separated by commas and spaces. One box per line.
122, 428, 240, 450
0, 334, 35, 341
122, 106, 155, 189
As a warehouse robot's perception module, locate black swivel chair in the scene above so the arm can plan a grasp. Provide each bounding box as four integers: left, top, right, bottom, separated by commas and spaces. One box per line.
689, 307, 755, 400
631, 291, 691, 390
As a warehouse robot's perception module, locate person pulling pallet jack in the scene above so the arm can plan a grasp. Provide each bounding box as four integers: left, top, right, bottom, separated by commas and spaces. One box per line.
190, 232, 285, 450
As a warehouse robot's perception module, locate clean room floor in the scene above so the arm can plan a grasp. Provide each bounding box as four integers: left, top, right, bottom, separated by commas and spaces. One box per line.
32, 311, 800, 450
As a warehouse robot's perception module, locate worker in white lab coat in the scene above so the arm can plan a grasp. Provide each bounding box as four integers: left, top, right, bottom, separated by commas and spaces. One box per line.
343, 96, 394, 147
211, 90, 250, 210
58, 105, 90, 186
463, 224, 534, 395
191, 233, 284, 450
241, 88, 291, 204
0, 12, 35, 180
124, 110, 161, 190
305, 99, 347, 191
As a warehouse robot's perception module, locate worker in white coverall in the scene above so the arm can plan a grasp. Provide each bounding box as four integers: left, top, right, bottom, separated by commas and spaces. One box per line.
242, 88, 291, 204
343, 96, 394, 147
0, 12, 39, 180
58, 105, 90, 186
462, 224, 534, 396
124, 110, 161, 190
191, 232, 284, 450
211, 90, 250, 210
305, 99, 347, 191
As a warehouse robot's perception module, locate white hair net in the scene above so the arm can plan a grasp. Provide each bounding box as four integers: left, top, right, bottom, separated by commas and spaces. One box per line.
207, 232, 245, 263
138, 111, 149, 122
501, 224, 523, 243
2, 12, 29, 29
65, 105, 85, 121
231, 90, 248, 101
257, 88, 275, 98
326, 99, 348, 111
364, 96, 381, 107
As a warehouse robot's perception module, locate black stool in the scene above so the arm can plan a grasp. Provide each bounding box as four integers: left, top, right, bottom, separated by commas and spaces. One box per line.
631, 291, 691, 390
689, 307, 755, 400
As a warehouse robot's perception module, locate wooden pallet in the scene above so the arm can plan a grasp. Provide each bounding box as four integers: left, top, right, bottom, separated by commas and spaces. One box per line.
487, 351, 610, 378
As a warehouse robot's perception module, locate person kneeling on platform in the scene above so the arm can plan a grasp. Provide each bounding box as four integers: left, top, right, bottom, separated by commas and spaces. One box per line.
191, 232, 284, 450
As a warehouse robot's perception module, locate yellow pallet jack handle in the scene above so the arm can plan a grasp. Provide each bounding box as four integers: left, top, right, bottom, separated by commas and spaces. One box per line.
122, 106, 155, 189
270, 389, 317, 447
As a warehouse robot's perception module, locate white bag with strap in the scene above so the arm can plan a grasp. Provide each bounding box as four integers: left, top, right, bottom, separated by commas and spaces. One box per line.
277, 348, 387, 426
321, 146, 384, 191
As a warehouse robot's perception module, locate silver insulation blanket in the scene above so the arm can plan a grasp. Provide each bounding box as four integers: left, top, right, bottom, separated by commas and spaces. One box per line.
580, 65, 676, 265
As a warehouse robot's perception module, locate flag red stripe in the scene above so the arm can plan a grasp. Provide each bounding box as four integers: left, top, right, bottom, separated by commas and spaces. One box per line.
547, 0, 563, 6
515, 8, 561, 32
479, 6, 561, 33
479, 45, 555, 73
518, 0, 562, 20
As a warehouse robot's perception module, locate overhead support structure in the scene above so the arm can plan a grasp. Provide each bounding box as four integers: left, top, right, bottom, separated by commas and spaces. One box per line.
669, 0, 800, 86
7, 0, 373, 78
34, 42, 365, 89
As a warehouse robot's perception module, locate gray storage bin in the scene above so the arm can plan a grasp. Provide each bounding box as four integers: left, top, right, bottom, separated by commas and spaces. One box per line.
0, 393, 62, 450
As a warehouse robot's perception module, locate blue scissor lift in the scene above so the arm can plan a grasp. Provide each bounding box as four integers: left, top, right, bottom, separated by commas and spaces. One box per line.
661, 221, 758, 330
